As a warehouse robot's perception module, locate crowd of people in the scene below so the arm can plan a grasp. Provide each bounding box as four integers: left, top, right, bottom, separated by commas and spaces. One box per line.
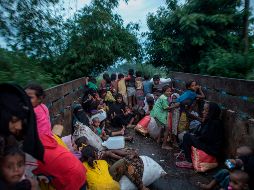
0, 69, 253, 190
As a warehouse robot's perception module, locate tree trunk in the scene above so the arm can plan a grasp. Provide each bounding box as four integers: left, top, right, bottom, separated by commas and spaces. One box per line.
243, 0, 250, 55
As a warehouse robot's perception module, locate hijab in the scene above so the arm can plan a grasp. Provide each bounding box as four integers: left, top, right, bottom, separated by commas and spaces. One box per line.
0, 83, 44, 161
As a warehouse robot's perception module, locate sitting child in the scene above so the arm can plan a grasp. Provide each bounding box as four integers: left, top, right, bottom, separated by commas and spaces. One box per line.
90, 117, 110, 141
198, 145, 253, 190
80, 145, 120, 190
0, 136, 38, 190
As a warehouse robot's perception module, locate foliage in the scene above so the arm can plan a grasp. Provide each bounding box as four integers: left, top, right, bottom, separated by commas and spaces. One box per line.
0, 0, 66, 58
0, 48, 55, 88
108, 61, 168, 78
146, 0, 254, 78
199, 48, 254, 79
55, 0, 141, 82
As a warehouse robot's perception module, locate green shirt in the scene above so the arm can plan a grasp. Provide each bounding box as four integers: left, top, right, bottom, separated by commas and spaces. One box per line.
150, 94, 169, 125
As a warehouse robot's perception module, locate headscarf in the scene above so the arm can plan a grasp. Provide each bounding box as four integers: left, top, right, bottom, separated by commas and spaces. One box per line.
207, 102, 221, 121
0, 83, 44, 161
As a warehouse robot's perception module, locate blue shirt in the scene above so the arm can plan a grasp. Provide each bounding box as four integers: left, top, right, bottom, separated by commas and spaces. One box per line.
143, 80, 152, 95
177, 90, 197, 104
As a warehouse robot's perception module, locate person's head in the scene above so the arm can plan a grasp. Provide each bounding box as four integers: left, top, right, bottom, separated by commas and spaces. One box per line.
229, 170, 249, 190
0, 83, 44, 161
136, 71, 142, 77
80, 145, 98, 168
202, 102, 221, 122
128, 69, 134, 76
88, 76, 96, 84
236, 146, 253, 158
111, 73, 117, 81
153, 75, 160, 85
185, 80, 198, 91
118, 73, 124, 80
144, 75, 150, 80
0, 137, 25, 185
124, 105, 132, 113
92, 117, 100, 128
73, 136, 89, 152
25, 83, 45, 107
162, 85, 172, 97
102, 73, 111, 83
0, 85, 30, 137
115, 93, 123, 103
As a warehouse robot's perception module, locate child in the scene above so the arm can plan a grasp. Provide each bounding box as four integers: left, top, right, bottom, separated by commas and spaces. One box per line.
125, 69, 136, 108
80, 145, 120, 190
142, 75, 152, 96
197, 145, 253, 190
0, 137, 38, 190
170, 80, 205, 110
228, 170, 249, 190
90, 117, 109, 141
143, 94, 154, 115
117, 73, 128, 105
25, 84, 52, 137
110, 73, 118, 96
150, 85, 173, 150
109, 93, 126, 127
135, 71, 144, 107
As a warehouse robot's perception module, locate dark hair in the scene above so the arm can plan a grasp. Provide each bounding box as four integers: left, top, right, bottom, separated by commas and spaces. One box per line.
153, 75, 160, 80
103, 73, 111, 83
111, 73, 117, 81
118, 73, 124, 79
74, 136, 89, 150
88, 77, 97, 84
206, 102, 221, 121
115, 93, 123, 99
136, 71, 142, 77
185, 80, 195, 89
80, 145, 97, 168
162, 85, 171, 93
24, 83, 45, 99
128, 69, 134, 76
0, 136, 25, 163
144, 75, 150, 80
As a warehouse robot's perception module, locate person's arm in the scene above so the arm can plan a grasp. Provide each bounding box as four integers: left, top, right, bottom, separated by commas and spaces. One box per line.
196, 86, 205, 99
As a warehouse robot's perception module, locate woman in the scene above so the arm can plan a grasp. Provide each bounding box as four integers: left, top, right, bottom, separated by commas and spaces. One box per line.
176, 102, 224, 168
0, 83, 44, 161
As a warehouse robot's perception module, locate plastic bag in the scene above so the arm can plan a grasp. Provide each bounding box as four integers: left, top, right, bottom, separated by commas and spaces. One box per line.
147, 117, 160, 139
191, 146, 218, 172
73, 121, 105, 151
119, 156, 167, 190
135, 115, 151, 136
90, 109, 107, 122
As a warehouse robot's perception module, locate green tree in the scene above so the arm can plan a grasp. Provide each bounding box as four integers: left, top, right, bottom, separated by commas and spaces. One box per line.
0, 0, 66, 58
0, 48, 54, 88
55, 0, 141, 82
146, 0, 254, 78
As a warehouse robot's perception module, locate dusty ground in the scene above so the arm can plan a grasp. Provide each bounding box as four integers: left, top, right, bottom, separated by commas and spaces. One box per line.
125, 129, 219, 190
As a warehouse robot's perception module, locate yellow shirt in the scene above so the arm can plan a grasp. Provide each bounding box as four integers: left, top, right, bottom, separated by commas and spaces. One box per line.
118, 79, 127, 96
83, 160, 120, 190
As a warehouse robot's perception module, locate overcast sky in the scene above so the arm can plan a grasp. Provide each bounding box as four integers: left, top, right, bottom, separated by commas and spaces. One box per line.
0, 0, 253, 48
67, 0, 167, 32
